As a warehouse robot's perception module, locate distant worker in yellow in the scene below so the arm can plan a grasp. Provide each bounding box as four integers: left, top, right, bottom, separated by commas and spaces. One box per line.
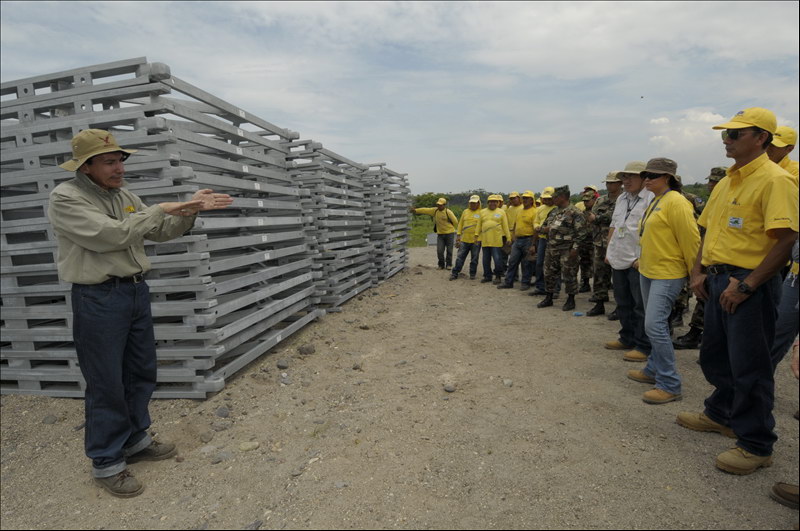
476, 194, 511, 284
450, 195, 483, 281
767, 125, 798, 187
410, 198, 459, 270
498, 191, 538, 290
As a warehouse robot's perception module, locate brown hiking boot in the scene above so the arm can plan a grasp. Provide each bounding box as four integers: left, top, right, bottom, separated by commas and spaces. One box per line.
604, 339, 631, 350
627, 369, 655, 384
623, 350, 647, 362
716, 447, 773, 475
770, 483, 799, 510
94, 469, 144, 498
676, 411, 736, 438
126, 440, 177, 464
642, 388, 682, 404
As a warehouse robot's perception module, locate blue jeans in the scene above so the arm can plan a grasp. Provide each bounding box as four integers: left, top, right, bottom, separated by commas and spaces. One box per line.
436, 233, 455, 268
452, 241, 481, 277
482, 246, 506, 280
640, 275, 685, 394
770, 272, 798, 369
534, 239, 547, 290
612, 267, 651, 354
504, 236, 534, 286
72, 280, 157, 478
700, 267, 781, 456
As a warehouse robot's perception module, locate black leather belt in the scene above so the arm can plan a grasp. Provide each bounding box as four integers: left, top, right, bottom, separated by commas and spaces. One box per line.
106, 273, 145, 284
705, 264, 738, 275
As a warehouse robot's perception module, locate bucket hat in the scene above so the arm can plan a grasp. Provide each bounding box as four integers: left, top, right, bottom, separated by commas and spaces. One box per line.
59, 129, 136, 171
640, 158, 678, 178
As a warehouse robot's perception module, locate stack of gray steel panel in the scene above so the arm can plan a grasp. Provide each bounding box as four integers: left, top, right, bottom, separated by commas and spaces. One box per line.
286, 140, 374, 310
1, 58, 319, 398
360, 164, 411, 283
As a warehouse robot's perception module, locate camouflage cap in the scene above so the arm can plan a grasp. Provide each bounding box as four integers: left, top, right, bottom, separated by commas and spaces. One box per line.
553, 185, 570, 197
707, 167, 727, 181
581, 190, 595, 200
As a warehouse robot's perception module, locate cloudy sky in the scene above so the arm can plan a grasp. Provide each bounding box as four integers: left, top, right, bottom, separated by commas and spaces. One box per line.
2, 1, 798, 194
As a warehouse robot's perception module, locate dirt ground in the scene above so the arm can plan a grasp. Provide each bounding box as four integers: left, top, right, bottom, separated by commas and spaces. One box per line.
1, 245, 798, 530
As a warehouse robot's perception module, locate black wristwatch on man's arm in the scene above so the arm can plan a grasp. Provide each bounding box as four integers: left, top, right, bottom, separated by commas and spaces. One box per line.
737, 280, 755, 295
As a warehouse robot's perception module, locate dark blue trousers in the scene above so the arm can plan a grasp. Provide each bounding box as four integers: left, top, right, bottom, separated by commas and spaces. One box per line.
482, 246, 506, 280
504, 236, 534, 286
452, 241, 481, 277
700, 268, 781, 456
72, 280, 157, 477
612, 267, 651, 354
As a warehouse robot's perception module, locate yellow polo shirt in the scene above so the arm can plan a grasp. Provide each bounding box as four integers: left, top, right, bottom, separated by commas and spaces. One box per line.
698, 153, 799, 269
514, 206, 537, 237
457, 208, 482, 244
413, 207, 458, 235
575, 202, 586, 212
778, 156, 799, 188
505, 204, 524, 234
534, 204, 556, 239
476, 207, 511, 247
638, 191, 700, 279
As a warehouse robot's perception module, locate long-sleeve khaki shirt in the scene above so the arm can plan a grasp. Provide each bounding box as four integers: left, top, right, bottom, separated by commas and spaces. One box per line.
47, 171, 197, 284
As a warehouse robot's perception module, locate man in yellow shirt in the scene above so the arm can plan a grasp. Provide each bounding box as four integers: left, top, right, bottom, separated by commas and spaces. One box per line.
476, 194, 511, 284
498, 191, 537, 290
450, 195, 483, 281
766, 125, 799, 187
530, 187, 557, 295
411, 198, 459, 270
678, 107, 798, 475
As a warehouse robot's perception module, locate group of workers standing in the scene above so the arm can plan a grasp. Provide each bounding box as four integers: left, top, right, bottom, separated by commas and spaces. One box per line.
412, 107, 800, 491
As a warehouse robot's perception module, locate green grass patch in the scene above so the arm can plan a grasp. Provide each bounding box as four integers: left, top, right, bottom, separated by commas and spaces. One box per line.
409, 216, 434, 247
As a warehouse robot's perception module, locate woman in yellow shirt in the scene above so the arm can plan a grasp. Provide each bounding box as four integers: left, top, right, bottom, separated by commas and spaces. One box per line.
628, 158, 700, 405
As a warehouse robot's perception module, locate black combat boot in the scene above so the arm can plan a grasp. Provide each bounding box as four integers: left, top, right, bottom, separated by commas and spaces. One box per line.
537, 293, 554, 308
673, 327, 702, 349
579, 279, 591, 293
586, 301, 605, 316
562, 295, 576, 311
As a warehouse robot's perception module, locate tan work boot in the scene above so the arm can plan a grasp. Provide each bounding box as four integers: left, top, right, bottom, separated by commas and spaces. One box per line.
627, 369, 655, 384
676, 411, 736, 438
623, 350, 647, 362
642, 388, 682, 404
604, 340, 632, 350
716, 447, 773, 475
94, 469, 144, 498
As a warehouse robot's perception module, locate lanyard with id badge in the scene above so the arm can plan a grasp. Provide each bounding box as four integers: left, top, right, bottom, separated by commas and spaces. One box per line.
616, 194, 642, 239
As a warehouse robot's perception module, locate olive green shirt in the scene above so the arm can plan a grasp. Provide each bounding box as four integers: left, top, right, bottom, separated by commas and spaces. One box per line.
47, 171, 196, 284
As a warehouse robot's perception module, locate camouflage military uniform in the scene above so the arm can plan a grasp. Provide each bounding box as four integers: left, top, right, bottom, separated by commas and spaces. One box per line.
578, 209, 594, 287
543, 204, 588, 295
589, 194, 616, 301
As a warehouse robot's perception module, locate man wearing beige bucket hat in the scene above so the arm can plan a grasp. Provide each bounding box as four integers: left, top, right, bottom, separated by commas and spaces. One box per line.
48, 129, 233, 497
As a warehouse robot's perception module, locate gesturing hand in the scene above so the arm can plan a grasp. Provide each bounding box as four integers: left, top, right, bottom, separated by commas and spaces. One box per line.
191, 189, 234, 211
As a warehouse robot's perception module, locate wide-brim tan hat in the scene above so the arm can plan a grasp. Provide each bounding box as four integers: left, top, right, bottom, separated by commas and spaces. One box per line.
59, 129, 136, 171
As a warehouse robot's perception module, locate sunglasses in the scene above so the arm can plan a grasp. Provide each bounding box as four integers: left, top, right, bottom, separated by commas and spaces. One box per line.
721, 128, 761, 141
642, 172, 668, 180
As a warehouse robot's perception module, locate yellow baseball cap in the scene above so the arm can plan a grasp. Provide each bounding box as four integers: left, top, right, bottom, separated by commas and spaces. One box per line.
540, 186, 555, 199
712, 107, 777, 134
59, 129, 136, 171
468, 195, 481, 203
488, 194, 502, 201
508, 191, 521, 199
772, 126, 797, 148
436, 197, 447, 205
521, 190, 535, 199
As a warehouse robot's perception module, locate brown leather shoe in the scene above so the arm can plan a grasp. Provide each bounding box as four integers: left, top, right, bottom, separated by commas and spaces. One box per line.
94, 469, 144, 498
627, 369, 655, 384
127, 440, 177, 464
676, 411, 736, 438
716, 447, 772, 475
642, 388, 682, 404
623, 350, 648, 362
770, 482, 799, 509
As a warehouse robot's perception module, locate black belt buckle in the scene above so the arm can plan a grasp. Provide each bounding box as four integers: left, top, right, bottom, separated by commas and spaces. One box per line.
706, 264, 732, 275
131, 273, 144, 283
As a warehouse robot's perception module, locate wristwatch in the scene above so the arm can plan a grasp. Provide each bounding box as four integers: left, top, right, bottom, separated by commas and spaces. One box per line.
737, 280, 755, 295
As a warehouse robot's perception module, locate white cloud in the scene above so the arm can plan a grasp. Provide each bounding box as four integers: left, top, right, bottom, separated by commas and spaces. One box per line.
651, 118, 670, 125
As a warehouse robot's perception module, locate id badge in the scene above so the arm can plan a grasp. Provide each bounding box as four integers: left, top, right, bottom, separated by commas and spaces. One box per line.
617, 227, 626, 238
728, 217, 743, 229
